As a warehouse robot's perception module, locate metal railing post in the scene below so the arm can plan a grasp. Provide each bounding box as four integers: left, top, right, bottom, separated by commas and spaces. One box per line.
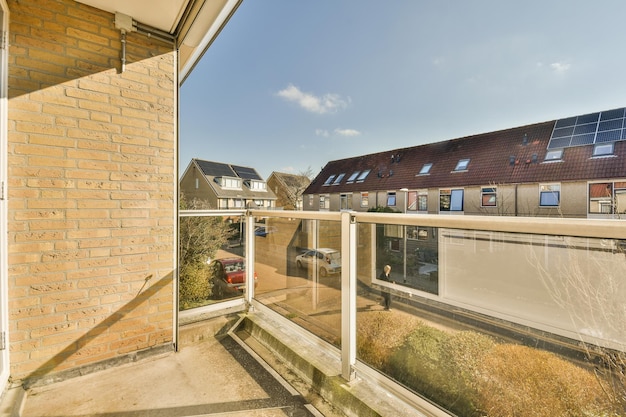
244, 211, 256, 308
341, 211, 357, 381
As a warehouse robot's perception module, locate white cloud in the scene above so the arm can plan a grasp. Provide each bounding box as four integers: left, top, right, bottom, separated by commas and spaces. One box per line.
276, 84, 350, 114
550, 62, 570, 74
315, 129, 330, 137
334, 128, 361, 137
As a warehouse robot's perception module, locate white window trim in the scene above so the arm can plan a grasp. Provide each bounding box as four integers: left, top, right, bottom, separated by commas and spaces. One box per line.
539, 183, 561, 207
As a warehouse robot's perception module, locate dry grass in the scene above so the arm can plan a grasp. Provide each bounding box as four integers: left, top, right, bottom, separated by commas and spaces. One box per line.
357, 312, 621, 417
477, 344, 618, 417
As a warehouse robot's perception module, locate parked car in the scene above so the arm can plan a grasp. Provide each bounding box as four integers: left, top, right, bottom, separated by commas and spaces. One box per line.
295, 248, 341, 277
209, 257, 257, 299
254, 226, 277, 237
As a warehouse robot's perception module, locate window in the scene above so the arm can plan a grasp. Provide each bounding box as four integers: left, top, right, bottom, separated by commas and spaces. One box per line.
308, 195, 314, 206
340, 193, 352, 210
319, 194, 330, 210
417, 190, 428, 211
481, 187, 497, 207
332, 173, 345, 185
233, 198, 244, 208
356, 169, 371, 182
195, 178, 199, 189
539, 184, 560, 206
454, 159, 470, 171
407, 191, 417, 211
248, 180, 267, 191
219, 176, 241, 189
387, 192, 396, 207
544, 149, 563, 162
346, 171, 360, 183
323, 175, 335, 186
418, 163, 433, 175
440, 189, 464, 212
360, 192, 369, 208
589, 181, 626, 214
592, 143, 614, 157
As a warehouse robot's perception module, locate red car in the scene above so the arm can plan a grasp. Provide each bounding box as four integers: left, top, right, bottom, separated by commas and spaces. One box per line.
209, 257, 257, 299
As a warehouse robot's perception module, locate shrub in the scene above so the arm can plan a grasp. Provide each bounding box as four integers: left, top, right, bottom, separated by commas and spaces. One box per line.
179, 261, 211, 309
477, 344, 618, 417
357, 311, 421, 368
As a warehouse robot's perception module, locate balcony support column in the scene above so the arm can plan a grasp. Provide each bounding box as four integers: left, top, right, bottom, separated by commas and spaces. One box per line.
340, 211, 357, 381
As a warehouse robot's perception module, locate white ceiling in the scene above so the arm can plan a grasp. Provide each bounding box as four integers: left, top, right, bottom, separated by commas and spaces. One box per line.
76, 0, 241, 83
76, 0, 190, 33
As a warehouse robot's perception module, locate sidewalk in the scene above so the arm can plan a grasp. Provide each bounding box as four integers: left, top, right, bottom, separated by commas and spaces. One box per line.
2, 315, 342, 417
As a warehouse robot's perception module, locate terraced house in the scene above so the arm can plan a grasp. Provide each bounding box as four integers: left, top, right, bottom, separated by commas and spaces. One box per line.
0, 0, 241, 394
303, 107, 626, 219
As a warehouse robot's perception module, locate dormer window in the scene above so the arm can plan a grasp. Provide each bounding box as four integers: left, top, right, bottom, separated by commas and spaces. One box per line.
454, 159, 470, 171
418, 163, 433, 175
323, 175, 336, 186
544, 149, 563, 162
592, 142, 614, 157
217, 176, 241, 189
356, 169, 371, 182
333, 173, 345, 185
248, 179, 267, 191
346, 171, 360, 184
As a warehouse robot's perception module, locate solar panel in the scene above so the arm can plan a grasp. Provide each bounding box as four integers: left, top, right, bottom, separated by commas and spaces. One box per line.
196, 160, 236, 177
231, 165, 262, 180
547, 107, 626, 150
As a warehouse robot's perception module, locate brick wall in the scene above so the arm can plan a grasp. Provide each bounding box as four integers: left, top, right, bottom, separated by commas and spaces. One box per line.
7, 0, 176, 382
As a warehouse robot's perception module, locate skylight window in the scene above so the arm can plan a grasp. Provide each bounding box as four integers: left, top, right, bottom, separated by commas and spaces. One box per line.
356, 169, 371, 182
454, 159, 470, 171
544, 149, 563, 162
333, 173, 345, 185
593, 142, 614, 157
323, 175, 336, 186
418, 163, 433, 175
346, 171, 360, 183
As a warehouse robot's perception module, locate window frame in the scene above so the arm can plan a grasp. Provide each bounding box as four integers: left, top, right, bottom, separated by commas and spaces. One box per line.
386, 191, 397, 207
440, 188, 464, 212
481, 187, 497, 207
539, 183, 561, 207
360, 192, 369, 208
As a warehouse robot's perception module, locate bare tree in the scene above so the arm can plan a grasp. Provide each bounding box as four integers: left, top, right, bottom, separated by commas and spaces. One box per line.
529, 236, 626, 412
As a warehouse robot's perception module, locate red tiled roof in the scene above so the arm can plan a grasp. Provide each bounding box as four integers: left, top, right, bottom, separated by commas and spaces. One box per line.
305, 119, 626, 195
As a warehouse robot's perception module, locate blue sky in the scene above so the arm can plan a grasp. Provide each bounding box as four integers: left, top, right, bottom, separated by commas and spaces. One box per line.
180, 1, 626, 180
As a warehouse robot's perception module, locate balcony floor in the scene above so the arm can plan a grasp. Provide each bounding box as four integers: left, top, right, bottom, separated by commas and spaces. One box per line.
2, 315, 342, 417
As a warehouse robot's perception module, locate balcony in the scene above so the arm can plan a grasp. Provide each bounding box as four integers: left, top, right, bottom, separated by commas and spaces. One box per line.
175, 209, 626, 416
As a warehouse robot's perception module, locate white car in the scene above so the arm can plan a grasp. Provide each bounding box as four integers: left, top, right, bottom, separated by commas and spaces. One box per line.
295, 248, 341, 277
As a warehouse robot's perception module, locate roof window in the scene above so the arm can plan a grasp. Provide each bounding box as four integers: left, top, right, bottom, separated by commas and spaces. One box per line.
454, 159, 470, 171
544, 149, 563, 162
333, 173, 345, 185
346, 171, 360, 183
356, 169, 371, 182
418, 163, 433, 175
323, 175, 336, 186
592, 142, 614, 157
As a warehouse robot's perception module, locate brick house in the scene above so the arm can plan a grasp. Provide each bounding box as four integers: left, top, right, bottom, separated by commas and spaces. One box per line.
0, 0, 241, 391
303, 107, 626, 219
179, 158, 276, 209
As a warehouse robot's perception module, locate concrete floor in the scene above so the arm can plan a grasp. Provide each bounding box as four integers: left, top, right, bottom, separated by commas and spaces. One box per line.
4, 316, 345, 417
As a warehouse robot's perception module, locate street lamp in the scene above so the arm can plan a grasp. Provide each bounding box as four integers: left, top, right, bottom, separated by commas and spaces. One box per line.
399, 188, 409, 213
